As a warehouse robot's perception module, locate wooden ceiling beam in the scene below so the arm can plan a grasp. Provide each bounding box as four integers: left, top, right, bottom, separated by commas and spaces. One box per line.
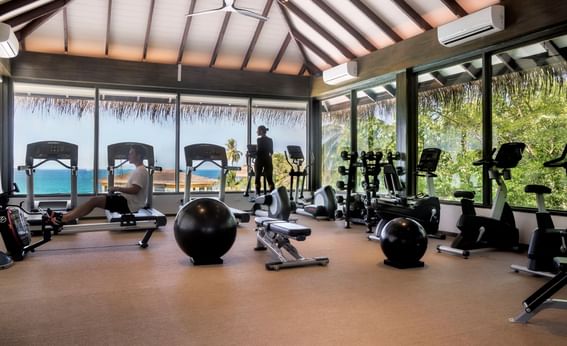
5, 0, 70, 27
350, 0, 402, 43
241, 0, 273, 70
383, 84, 396, 97
461, 62, 481, 79
177, 0, 197, 64
541, 40, 567, 62
270, 32, 291, 73
298, 64, 307, 76
497, 53, 521, 72
276, 1, 321, 75
430, 71, 447, 86
15, 10, 60, 42
281, 1, 356, 60
391, 0, 432, 31
312, 0, 376, 53
209, 12, 231, 67
439, 0, 468, 17
104, 0, 112, 56
0, 0, 38, 16
142, 0, 156, 61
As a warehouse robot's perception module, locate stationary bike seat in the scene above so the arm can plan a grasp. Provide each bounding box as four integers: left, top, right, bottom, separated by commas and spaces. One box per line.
524, 184, 551, 195
454, 191, 475, 199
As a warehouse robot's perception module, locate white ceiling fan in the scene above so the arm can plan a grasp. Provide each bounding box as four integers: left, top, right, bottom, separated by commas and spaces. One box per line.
186, 0, 268, 21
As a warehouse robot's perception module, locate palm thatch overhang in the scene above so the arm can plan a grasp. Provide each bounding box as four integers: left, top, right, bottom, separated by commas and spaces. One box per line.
14, 96, 306, 127
419, 61, 567, 114
322, 99, 397, 125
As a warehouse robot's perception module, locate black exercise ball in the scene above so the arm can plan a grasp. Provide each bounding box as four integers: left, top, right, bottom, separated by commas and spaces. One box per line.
380, 217, 428, 268
174, 198, 237, 265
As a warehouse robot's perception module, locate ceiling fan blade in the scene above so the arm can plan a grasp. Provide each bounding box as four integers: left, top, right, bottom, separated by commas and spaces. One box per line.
234, 8, 268, 21
186, 7, 226, 17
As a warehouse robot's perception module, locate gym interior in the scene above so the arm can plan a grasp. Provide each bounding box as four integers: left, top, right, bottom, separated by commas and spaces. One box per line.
1, 0, 567, 344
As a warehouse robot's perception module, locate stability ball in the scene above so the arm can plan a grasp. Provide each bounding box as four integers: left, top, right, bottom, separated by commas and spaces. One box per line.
380, 217, 428, 268
174, 198, 237, 265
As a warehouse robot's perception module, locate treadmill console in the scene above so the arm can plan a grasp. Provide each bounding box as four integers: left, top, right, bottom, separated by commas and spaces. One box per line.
247, 144, 258, 159
25, 141, 78, 166
184, 143, 227, 165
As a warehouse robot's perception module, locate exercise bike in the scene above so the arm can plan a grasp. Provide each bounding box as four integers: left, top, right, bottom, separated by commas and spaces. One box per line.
511, 144, 567, 277
437, 142, 525, 258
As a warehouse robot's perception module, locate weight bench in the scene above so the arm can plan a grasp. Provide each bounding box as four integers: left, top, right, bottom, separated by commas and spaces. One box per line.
510, 257, 567, 323
254, 216, 329, 271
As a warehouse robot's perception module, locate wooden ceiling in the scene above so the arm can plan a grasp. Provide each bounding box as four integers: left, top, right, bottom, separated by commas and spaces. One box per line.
1, 0, 500, 76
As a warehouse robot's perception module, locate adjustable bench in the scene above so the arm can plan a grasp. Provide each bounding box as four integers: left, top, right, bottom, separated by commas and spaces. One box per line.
254, 216, 329, 271
510, 256, 567, 323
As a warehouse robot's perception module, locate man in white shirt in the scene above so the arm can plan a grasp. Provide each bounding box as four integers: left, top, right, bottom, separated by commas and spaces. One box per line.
47, 145, 149, 227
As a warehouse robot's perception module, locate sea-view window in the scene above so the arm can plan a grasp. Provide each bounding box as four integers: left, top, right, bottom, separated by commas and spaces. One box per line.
13, 83, 95, 195
321, 94, 351, 188
179, 95, 248, 192
98, 89, 176, 193
492, 33, 567, 209
252, 99, 307, 192
417, 58, 483, 202
356, 82, 396, 193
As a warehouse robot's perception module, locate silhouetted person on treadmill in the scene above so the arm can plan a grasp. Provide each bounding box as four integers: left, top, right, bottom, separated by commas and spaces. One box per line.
255, 125, 275, 195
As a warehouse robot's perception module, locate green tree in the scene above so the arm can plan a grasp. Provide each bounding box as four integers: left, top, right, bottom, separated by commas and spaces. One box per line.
225, 138, 243, 191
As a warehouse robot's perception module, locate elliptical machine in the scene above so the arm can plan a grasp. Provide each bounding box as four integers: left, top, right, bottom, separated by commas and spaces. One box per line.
511, 144, 567, 277
286, 145, 337, 220
437, 142, 525, 258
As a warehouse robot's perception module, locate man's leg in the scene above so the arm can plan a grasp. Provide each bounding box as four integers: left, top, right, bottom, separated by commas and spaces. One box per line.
61, 196, 107, 223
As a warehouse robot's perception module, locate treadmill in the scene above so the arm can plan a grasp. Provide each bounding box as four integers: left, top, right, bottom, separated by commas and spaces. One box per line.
18, 141, 79, 229
104, 142, 167, 227
182, 143, 250, 223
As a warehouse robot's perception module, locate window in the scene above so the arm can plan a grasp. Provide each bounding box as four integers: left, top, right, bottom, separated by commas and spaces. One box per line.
492, 34, 567, 209
417, 58, 483, 201
252, 99, 307, 191
179, 95, 248, 192
13, 83, 95, 195
356, 82, 396, 193
98, 89, 176, 193
321, 94, 351, 188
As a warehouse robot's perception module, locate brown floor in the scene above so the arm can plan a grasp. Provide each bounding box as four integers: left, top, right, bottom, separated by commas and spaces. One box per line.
1, 215, 566, 346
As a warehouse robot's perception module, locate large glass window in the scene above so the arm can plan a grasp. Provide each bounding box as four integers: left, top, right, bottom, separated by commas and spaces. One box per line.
321, 94, 351, 187
179, 95, 248, 192
492, 33, 567, 209
417, 59, 483, 201
357, 82, 397, 193
252, 99, 307, 191
13, 83, 95, 195
98, 89, 176, 193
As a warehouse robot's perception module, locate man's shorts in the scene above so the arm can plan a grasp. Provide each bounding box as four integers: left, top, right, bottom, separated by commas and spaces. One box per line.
105, 194, 131, 214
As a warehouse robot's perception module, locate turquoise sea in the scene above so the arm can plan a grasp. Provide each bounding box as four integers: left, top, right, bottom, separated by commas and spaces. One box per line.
13, 169, 222, 194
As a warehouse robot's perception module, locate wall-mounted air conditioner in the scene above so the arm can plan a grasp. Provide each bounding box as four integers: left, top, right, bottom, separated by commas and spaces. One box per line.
437, 5, 505, 47
323, 61, 357, 85
0, 23, 19, 58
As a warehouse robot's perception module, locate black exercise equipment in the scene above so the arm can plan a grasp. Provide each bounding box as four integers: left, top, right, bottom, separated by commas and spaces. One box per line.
284, 145, 308, 209
254, 216, 329, 271
0, 183, 51, 267
182, 143, 250, 223
251, 186, 291, 221
510, 256, 567, 323
380, 217, 428, 269
511, 144, 567, 277
437, 142, 525, 258
368, 148, 444, 241
174, 198, 237, 265
336, 151, 367, 228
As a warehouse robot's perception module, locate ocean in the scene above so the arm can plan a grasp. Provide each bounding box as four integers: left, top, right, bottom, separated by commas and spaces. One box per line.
13, 169, 222, 194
